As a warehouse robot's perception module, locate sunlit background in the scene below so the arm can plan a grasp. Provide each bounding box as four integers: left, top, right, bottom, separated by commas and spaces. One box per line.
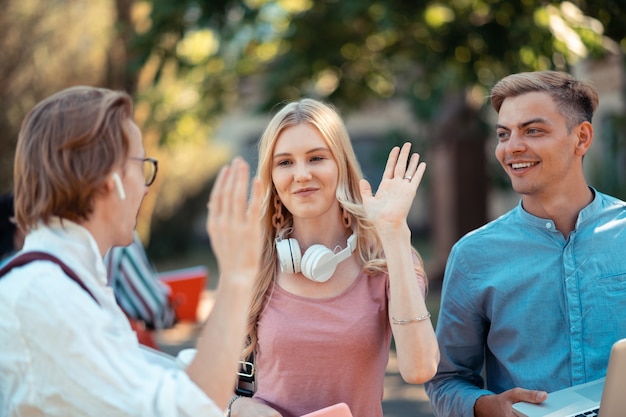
1, 0, 625, 282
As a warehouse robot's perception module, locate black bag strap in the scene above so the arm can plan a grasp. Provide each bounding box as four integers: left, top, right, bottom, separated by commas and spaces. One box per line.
0, 251, 100, 305
235, 352, 255, 397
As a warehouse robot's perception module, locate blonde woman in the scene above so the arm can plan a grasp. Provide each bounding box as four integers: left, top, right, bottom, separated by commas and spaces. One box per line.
228, 98, 439, 417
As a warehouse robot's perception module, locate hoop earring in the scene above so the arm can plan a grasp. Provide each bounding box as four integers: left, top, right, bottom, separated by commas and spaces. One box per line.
341, 206, 352, 229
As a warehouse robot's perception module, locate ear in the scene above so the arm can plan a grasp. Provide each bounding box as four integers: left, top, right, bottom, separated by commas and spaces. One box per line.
574, 121, 593, 157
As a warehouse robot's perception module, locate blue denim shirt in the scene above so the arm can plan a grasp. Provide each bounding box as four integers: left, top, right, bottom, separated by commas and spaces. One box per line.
425, 189, 626, 417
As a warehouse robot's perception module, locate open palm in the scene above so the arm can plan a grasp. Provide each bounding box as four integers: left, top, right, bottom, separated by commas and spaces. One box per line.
359, 142, 426, 229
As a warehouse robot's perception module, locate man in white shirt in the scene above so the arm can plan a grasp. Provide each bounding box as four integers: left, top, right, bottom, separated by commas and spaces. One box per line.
0, 86, 262, 416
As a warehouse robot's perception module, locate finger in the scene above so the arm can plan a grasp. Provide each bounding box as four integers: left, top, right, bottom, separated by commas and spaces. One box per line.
404, 152, 421, 176
208, 164, 229, 216
394, 142, 412, 179
222, 159, 244, 220
410, 161, 427, 188
231, 157, 251, 221
247, 177, 263, 225
358, 178, 373, 200
508, 388, 548, 404
382, 146, 400, 180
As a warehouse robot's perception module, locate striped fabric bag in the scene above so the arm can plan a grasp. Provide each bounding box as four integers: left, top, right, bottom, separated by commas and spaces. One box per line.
104, 233, 176, 330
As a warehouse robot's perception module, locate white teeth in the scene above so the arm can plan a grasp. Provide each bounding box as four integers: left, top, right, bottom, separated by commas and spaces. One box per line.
511, 162, 535, 169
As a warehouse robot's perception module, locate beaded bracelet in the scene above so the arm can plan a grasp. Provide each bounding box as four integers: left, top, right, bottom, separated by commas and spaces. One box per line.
391, 312, 431, 325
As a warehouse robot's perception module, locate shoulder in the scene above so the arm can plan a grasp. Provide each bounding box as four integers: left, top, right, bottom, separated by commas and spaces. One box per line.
581, 190, 626, 230
0, 262, 105, 370
444, 208, 525, 284
452, 208, 519, 253
596, 190, 626, 212
2, 259, 101, 312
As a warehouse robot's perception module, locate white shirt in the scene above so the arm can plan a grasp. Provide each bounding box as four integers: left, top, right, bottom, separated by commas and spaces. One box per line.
0, 218, 221, 417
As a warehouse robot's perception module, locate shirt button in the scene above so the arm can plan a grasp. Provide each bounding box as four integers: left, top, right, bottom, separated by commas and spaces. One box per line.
546, 222, 552, 229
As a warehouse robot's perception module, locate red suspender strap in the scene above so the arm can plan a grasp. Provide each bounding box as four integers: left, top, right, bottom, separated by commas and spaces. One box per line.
0, 251, 100, 305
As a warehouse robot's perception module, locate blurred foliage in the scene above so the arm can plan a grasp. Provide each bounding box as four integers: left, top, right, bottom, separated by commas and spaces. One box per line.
129, 0, 624, 262
0, 0, 113, 193
590, 113, 626, 201
0, 0, 236, 242
2, 0, 626, 256
129, 0, 623, 199
132, 0, 621, 116
121, 1, 238, 239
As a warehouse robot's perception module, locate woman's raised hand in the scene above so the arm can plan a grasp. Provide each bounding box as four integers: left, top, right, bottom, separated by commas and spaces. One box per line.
359, 142, 426, 229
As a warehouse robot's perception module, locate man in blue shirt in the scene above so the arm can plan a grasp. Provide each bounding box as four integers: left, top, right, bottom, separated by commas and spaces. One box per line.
425, 71, 626, 417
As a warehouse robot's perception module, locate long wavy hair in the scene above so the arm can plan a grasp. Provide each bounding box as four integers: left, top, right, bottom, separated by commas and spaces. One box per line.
242, 98, 423, 359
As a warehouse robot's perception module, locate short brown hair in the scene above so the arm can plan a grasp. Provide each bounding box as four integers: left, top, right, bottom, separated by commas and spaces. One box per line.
490, 71, 599, 131
14, 86, 133, 232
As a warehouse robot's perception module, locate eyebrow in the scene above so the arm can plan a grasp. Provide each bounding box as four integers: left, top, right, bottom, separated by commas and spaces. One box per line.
496, 117, 549, 131
272, 147, 330, 159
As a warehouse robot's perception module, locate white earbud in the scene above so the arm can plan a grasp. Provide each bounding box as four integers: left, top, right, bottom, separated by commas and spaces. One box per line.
112, 172, 126, 201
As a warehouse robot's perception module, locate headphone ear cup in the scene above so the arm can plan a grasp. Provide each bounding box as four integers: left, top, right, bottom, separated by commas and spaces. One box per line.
301, 245, 336, 282
276, 238, 301, 274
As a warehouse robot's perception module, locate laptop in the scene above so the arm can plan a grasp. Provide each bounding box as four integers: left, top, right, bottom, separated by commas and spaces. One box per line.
300, 403, 353, 417
513, 338, 626, 417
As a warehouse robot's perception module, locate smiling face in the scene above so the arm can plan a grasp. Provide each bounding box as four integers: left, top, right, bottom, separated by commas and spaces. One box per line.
494, 91, 588, 199
271, 123, 340, 223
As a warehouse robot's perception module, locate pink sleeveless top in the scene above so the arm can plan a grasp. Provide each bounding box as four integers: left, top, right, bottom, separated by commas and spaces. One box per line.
254, 271, 391, 417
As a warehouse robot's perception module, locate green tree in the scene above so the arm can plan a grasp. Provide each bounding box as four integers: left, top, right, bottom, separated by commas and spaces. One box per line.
0, 0, 114, 193
133, 0, 622, 274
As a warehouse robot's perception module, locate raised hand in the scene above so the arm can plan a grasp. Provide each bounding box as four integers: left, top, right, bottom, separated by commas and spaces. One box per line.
191, 157, 263, 407
359, 142, 426, 229
206, 156, 262, 286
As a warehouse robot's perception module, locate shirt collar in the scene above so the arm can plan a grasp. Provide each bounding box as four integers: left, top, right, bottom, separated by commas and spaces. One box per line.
515, 187, 599, 233
21, 217, 108, 286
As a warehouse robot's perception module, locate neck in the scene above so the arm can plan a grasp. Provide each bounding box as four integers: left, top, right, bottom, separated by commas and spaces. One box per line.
521, 184, 593, 237
290, 219, 352, 252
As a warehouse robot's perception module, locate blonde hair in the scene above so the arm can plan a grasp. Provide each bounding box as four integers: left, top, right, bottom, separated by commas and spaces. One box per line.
14, 86, 133, 232
242, 98, 424, 358
490, 71, 599, 132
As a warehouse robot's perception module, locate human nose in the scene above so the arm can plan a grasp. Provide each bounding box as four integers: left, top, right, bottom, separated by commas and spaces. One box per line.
505, 131, 527, 154
293, 162, 312, 182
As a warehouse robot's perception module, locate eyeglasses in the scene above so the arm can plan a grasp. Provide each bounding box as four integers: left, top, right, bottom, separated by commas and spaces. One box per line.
129, 156, 158, 186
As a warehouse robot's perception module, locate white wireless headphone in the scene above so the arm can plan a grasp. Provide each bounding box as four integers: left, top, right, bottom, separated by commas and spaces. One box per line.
276, 233, 357, 283
112, 172, 126, 201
